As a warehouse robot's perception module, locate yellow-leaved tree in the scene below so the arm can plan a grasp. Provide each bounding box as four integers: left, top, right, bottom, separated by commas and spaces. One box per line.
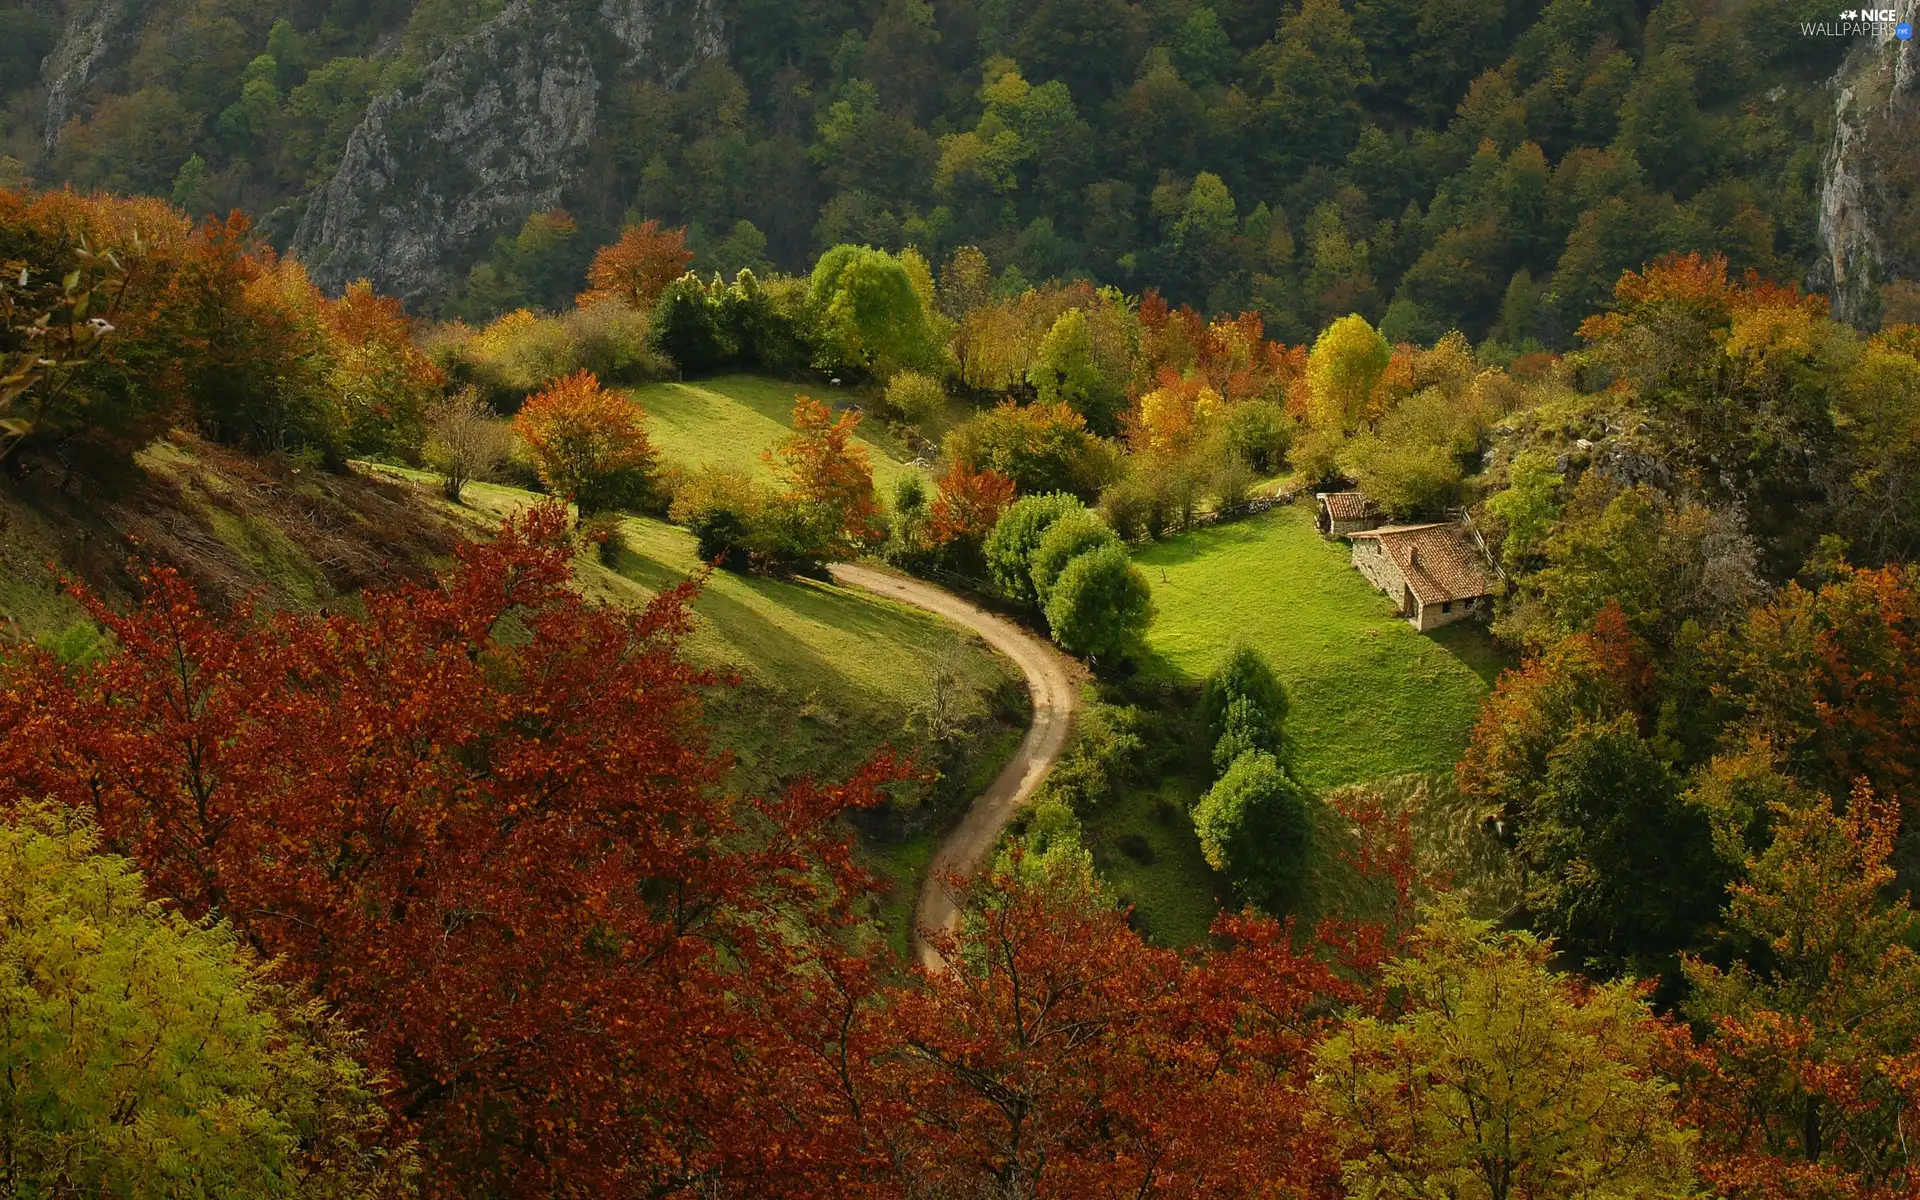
1313, 900, 1698, 1200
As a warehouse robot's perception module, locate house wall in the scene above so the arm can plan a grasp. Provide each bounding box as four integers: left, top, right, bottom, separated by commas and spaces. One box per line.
1329, 516, 1381, 538
1412, 595, 1486, 632
1350, 540, 1408, 610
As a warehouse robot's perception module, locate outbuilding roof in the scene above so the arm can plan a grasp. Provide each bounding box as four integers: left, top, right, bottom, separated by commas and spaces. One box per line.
1350, 522, 1495, 606
1318, 492, 1378, 522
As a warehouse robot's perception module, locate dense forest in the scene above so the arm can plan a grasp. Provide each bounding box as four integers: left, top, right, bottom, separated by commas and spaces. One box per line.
6, 0, 1917, 334
4, 1, 1920, 1198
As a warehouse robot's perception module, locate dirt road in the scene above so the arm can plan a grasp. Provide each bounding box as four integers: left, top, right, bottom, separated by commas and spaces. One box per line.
827, 563, 1080, 971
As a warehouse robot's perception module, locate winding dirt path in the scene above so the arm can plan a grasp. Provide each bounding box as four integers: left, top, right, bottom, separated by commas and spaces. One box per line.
828, 564, 1081, 971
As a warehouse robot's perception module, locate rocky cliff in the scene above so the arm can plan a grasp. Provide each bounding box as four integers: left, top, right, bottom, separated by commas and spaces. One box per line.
1814, 25, 1920, 324
291, 0, 724, 305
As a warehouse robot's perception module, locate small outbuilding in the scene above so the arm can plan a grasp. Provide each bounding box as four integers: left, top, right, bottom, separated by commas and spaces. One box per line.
1348, 522, 1497, 632
1316, 491, 1381, 538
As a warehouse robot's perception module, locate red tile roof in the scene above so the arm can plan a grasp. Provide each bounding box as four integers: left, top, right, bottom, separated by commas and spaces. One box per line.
1319, 492, 1378, 522
1351, 523, 1495, 605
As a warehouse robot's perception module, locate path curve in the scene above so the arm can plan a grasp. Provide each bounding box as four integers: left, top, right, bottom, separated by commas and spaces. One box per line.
828, 563, 1080, 971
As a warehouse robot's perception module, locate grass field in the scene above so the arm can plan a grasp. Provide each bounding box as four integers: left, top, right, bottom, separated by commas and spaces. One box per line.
631, 373, 925, 496
1133, 503, 1507, 791
1083, 502, 1509, 947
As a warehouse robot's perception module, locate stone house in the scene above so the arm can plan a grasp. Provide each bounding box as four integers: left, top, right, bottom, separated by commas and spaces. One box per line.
1316, 491, 1381, 538
1348, 522, 1497, 632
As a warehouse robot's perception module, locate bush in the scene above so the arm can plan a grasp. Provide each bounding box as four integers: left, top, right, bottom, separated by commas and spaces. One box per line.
884, 369, 947, 424
1212, 693, 1282, 773
1036, 699, 1148, 811
1043, 543, 1153, 661
1201, 644, 1289, 751
670, 464, 764, 571
984, 492, 1083, 606
1207, 453, 1258, 513
1191, 750, 1314, 914
1029, 510, 1120, 606
563, 300, 671, 384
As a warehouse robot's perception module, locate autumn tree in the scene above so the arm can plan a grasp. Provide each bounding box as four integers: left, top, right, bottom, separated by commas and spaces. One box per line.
512, 369, 657, 521
927, 460, 1014, 548
1677, 791, 1920, 1200
1304, 312, 1392, 434
1314, 901, 1699, 1200
578, 219, 694, 311
325, 279, 444, 460
876, 861, 1341, 1198
0, 506, 899, 1198
765, 395, 884, 558
0, 802, 409, 1198
1716, 565, 1920, 817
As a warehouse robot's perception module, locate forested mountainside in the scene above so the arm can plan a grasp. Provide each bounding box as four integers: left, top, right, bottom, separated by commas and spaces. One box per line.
4, 0, 1917, 332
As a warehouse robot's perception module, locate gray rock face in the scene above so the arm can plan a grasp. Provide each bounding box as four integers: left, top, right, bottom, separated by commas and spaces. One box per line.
1813, 28, 1919, 324
39, 0, 135, 149
293, 0, 724, 304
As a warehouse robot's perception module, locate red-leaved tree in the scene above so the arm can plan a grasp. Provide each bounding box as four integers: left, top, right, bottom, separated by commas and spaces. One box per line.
866, 863, 1349, 1199
0, 504, 899, 1198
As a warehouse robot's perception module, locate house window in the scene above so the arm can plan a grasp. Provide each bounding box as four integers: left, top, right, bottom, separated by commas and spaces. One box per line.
1442, 601, 1452, 613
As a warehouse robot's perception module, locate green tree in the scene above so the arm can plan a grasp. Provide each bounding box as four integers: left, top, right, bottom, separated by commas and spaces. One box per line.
1190, 750, 1313, 913
807, 244, 944, 378
1252, 0, 1371, 175
1027, 308, 1123, 434
1028, 508, 1119, 605
1519, 715, 1726, 975
984, 491, 1083, 605
650, 275, 733, 374
1486, 449, 1564, 562
1043, 542, 1152, 660
1201, 645, 1289, 755
0, 803, 408, 1198
1314, 901, 1699, 1200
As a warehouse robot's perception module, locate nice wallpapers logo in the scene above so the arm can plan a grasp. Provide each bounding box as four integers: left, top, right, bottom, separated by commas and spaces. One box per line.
1802, 7, 1915, 35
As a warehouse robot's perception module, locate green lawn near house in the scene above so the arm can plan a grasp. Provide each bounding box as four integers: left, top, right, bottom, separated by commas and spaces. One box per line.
1132, 503, 1507, 792
629, 373, 925, 495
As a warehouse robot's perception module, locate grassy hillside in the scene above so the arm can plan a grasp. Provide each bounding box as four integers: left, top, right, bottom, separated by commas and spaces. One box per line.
1, 435, 462, 647
1133, 504, 1506, 791
390, 472, 1027, 958
633, 374, 925, 496
1079, 502, 1508, 948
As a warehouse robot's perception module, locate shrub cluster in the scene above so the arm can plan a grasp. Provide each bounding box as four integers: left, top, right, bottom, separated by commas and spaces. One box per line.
1191, 646, 1313, 913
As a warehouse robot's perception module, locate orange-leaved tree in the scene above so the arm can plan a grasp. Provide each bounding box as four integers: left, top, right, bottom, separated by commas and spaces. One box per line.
578, 219, 694, 311
765, 394, 884, 558
512, 369, 657, 521
0, 503, 903, 1199
928, 460, 1014, 547
325, 279, 444, 460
